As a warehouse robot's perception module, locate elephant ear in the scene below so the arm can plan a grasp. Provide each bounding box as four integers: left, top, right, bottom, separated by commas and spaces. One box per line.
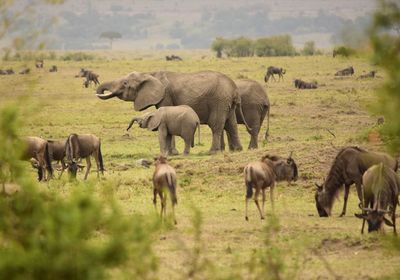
142, 112, 162, 131
133, 74, 166, 111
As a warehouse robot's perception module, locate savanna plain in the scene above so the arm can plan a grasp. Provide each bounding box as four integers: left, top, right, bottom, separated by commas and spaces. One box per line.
1, 51, 399, 279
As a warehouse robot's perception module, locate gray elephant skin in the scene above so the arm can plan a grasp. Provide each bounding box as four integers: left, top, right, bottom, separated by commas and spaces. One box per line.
235, 79, 270, 149
96, 71, 250, 154
127, 105, 200, 155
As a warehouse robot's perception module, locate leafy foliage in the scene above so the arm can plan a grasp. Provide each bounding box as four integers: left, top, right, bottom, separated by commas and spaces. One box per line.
370, 0, 400, 152
211, 35, 295, 57
0, 105, 159, 279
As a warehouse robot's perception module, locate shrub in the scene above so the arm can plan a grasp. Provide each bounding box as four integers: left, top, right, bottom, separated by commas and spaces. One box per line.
61, 52, 96, 61
332, 46, 356, 57
302, 41, 316, 56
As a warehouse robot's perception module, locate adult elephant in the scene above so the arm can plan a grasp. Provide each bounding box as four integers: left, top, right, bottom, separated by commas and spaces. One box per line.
235, 79, 270, 149
96, 71, 250, 153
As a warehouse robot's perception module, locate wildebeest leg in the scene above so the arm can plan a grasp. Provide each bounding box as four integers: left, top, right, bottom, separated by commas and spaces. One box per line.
153, 189, 157, 212
254, 188, 264, 220
93, 151, 101, 178
159, 192, 164, 219
245, 196, 249, 221
262, 189, 266, 216
340, 184, 351, 217
58, 159, 67, 179
84, 157, 91, 180
271, 74, 276, 82
393, 205, 397, 235
270, 184, 275, 211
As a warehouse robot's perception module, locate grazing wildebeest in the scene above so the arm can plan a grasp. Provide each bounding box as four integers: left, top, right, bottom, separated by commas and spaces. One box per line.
334, 66, 354, 76
264, 66, 286, 83
22, 137, 53, 181
153, 155, 177, 224
165, 55, 182, 61
0, 69, 6, 75
19, 68, 30, 75
77, 68, 100, 87
47, 140, 67, 178
234, 79, 270, 149
294, 79, 317, 89
65, 133, 104, 180
49, 65, 58, 72
315, 146, 398, 217
357, 71, 376, 79
355, 163, 399, 234
35, 60, 44, 68
5, 68, 14, 75
244, 153, 298, 221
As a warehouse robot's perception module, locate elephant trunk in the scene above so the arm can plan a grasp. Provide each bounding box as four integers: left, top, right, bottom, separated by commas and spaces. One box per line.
96, 81, 119, 100
127, 117, 140, 131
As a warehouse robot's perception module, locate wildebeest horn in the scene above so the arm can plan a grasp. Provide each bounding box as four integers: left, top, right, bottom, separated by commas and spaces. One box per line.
288, 151, 293, 159
315, 183, 323, 191
378, 209, 390, 214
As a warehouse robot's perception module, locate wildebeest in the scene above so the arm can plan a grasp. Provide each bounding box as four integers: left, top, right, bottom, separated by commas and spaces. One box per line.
19, 68, 30, 75
22, 137, 53, 181
0, 69, 6, 75
334, 66, 354, 76
315, 146, 398, 217
264, 66, 286, 83
49, 65, 58, 72
65, 133, 104, 180
5, 68, 14, 75
35, 59, 44, 68
47, 140, 67, 178
153, 155, 177, 224
355, 163, 399, 234
294, 79, 317, 89
244, 153, 298, 221
165, 55, 182, 61
77, 68, 100, 87
357, 71, 376, 79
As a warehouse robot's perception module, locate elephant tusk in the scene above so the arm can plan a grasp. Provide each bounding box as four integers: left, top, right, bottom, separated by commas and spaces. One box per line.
96, 91, 118, 100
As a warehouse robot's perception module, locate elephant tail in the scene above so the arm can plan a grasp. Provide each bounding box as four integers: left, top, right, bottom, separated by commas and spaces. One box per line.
264, 105, 270, 140
238, 104, 252, 133
98, 142, 104, 174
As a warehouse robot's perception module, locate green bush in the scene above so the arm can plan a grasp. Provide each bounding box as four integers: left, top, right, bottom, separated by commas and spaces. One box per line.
332, 46, 356, 57
0, 104, 159, 279
301, 41, 316, 56
211, 35, 295, 57
61, 52, 96, 61
254, 35, 296, 57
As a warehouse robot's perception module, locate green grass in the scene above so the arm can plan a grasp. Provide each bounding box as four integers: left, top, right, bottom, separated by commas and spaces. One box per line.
1, 52, 398, 279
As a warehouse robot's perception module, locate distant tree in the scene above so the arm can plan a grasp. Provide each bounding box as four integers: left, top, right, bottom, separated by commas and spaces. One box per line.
100, 31, 122, 49
302, 41, 316, 56
211, 37, 226, 58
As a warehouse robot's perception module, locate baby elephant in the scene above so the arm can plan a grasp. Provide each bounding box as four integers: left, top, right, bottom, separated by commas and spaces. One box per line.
153, 155, 177, 224
127, 105, 200, 156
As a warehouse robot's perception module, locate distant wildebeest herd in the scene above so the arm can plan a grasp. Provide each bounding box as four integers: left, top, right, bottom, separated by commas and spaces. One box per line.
15, 55, 398, 233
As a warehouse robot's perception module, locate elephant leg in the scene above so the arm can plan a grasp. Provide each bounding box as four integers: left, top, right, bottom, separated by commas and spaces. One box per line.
220, 131, 226, 151
168, 136, 179, 155
224, 109, 243, 152
158, 130, 169, 156
183, 137, 191, 155
248, 126, 260, 149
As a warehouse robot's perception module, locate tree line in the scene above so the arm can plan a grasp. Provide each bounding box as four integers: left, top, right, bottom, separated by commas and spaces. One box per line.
211, 35, 321, 58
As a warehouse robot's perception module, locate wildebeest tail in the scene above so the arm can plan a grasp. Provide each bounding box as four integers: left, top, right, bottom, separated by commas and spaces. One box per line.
66, 133, 78, 162
44, 142, 53, 177
245, 166, 253, 198
165, 173, 177, 205
98, 142, 104, 173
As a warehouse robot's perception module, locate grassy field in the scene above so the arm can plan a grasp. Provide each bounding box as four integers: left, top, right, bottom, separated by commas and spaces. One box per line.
1, 52, 399, 279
